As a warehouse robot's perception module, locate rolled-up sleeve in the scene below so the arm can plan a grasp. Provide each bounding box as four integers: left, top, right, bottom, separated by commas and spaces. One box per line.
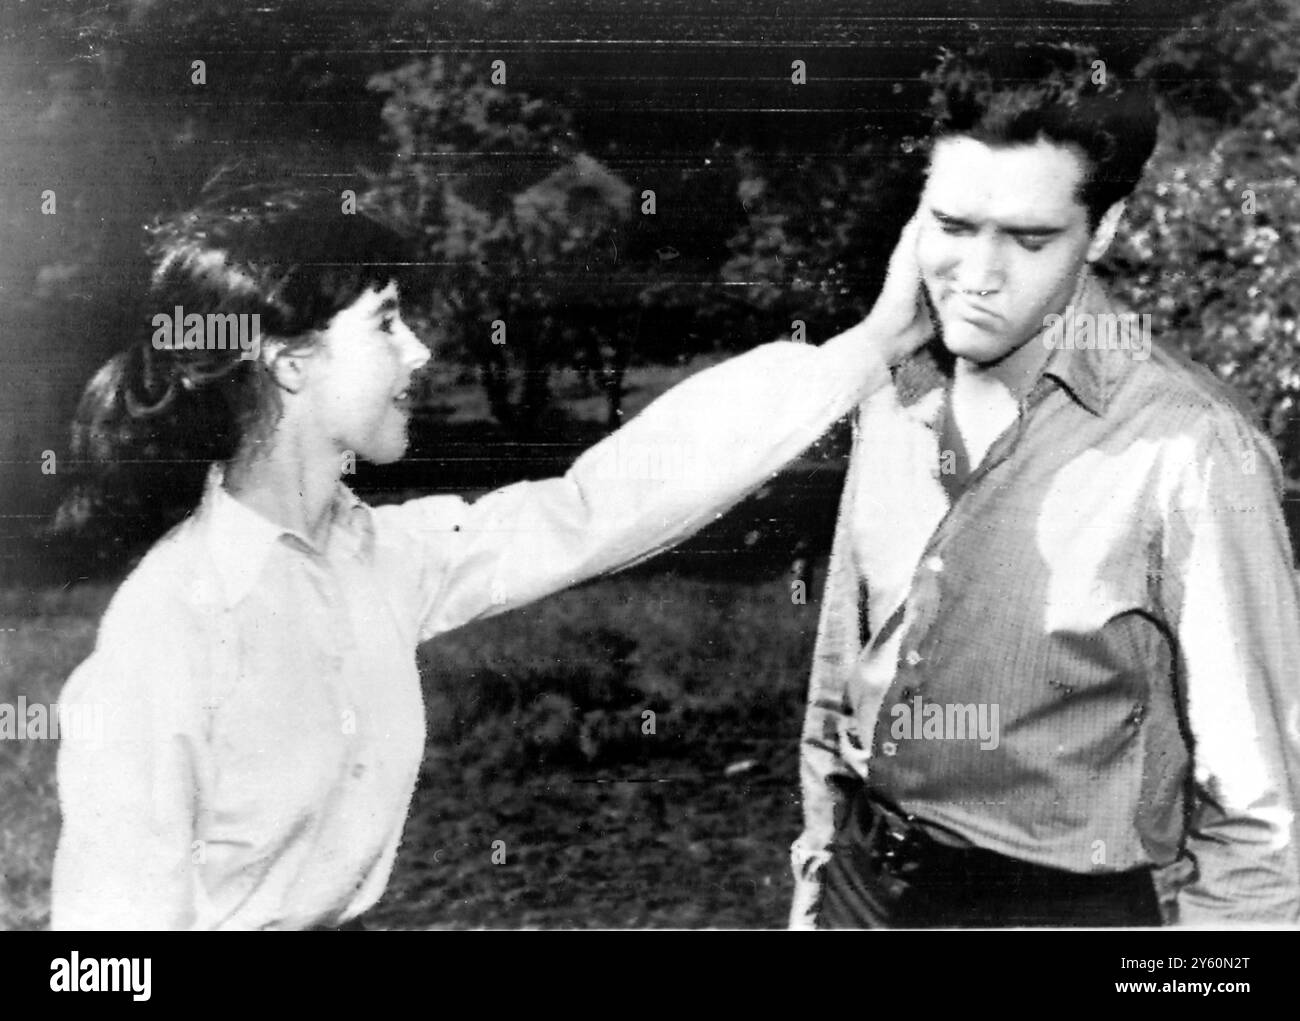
394, 334, 891, 640
1162, 417, 1300, 924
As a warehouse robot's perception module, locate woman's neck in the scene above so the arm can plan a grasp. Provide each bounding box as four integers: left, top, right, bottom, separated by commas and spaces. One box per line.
223, 428, 343, 548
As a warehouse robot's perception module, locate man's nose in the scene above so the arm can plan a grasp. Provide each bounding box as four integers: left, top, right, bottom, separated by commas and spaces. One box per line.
953, 234, 1005, 293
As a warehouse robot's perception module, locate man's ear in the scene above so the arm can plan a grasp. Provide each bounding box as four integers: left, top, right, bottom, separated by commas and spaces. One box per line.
263, 339, 312, 394
1085, 200, 1126, 263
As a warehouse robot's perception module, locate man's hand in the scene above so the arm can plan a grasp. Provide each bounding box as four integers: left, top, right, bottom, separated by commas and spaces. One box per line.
860, 214, 935, 365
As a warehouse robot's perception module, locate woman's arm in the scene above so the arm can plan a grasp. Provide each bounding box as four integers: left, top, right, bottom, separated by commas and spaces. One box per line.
390, 218, 932, 639
51, 590, 205, 930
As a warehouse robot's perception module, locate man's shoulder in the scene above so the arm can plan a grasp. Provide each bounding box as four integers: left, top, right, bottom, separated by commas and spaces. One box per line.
1091, 278, 1259, 433
1110, 340, 1288, 510
1136, 340, 1255, 418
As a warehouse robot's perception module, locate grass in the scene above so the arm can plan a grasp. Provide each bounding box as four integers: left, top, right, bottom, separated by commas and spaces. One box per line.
0, 566, 822, 930
0, 601, 107, 930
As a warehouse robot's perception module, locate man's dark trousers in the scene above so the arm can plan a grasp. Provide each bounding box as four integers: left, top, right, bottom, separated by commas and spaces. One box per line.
819, 782, 1164, 928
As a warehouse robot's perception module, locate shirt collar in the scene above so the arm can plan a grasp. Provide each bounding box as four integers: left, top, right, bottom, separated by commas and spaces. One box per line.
891, 268, 1131, 424
196, 463, 375, 609
1036, 270, 1131, 418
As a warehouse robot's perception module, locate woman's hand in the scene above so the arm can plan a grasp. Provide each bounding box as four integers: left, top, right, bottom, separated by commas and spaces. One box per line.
862, 214, 936, 365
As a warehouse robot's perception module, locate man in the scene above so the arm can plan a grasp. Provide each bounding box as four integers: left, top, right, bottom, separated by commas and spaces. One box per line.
791, 43, 1300, 928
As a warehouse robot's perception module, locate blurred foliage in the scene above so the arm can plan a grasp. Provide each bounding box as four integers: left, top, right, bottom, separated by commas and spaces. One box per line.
1105, 0, 1300, 478
712, 140, 926, 351
367, 57, 655, 431
1132, 0, 1300, 126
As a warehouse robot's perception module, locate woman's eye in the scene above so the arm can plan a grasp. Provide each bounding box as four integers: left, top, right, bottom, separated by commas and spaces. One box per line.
937, 221, 971, 235
379, 315, 395, 334
1017, 237, 1049, 252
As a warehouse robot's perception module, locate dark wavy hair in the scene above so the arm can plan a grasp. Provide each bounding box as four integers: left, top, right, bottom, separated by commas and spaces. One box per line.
923, 42, 1160, 230
73, 172, 419, 466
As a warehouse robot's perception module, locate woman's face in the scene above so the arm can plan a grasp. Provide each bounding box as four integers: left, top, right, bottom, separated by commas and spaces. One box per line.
302, 280, 431, 465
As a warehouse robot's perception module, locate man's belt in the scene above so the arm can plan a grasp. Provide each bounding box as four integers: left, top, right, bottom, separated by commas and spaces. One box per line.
854, 784, 1154, 893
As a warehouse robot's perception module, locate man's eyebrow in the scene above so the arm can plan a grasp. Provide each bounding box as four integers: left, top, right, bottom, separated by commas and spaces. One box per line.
930, 208, 1066, 236
1003, 224, 1067, 237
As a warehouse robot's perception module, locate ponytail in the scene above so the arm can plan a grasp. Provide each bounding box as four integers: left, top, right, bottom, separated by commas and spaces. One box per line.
71, 339, 252, 467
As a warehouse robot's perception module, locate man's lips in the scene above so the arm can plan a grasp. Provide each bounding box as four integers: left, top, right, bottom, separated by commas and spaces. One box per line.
944, 291, 1002, 324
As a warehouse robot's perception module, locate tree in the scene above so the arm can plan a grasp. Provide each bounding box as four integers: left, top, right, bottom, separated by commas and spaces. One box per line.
1105, 0, 1300, 478
367, 59, 638, 433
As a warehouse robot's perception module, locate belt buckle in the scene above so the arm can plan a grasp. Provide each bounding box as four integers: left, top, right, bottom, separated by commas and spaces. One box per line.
869, 802, 924, 875
881, 822, 910, 864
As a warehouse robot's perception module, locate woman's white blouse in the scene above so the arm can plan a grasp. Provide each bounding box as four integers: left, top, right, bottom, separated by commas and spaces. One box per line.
51, 335, 890, 929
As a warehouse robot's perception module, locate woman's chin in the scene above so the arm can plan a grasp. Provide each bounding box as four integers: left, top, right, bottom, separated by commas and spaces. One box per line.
369, 441, 407, 466
349, 433, 408, 468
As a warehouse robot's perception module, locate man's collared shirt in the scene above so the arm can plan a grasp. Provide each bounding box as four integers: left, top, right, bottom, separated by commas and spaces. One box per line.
52, 334, 891, 930
793, 272, 1300, 927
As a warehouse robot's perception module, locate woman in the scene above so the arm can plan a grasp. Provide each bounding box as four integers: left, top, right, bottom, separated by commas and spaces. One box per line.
51, 182, 930, 929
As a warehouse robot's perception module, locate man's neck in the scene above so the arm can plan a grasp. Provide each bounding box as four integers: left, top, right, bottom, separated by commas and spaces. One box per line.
957, 329, 1052, 405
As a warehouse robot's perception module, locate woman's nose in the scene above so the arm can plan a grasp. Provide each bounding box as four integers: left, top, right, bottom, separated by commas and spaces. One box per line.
398, 324, 431, 371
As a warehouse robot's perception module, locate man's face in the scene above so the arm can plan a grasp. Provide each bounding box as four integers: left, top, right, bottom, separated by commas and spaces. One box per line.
916, 136, 1103, 367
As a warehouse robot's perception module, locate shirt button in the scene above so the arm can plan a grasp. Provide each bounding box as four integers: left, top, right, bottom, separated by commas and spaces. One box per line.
905, 650, 923, 667
351, 763, 366, 779
924, 555, 944, 573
